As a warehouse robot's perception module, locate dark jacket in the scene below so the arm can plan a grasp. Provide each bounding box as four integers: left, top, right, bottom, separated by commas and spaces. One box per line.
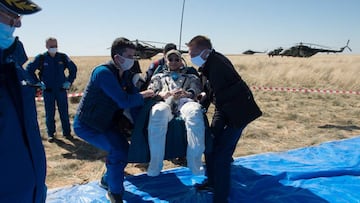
76, 63, 144, 133
26, 52, 77, 90
0, 38, 47, 203
201, 50, 262, 128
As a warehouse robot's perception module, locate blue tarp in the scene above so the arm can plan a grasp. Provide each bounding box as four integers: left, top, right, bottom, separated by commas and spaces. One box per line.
47, 136, 360, 203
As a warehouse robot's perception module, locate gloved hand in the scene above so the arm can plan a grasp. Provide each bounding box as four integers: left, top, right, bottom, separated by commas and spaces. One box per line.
62, 81, 71, 90
36, 81, 46, 90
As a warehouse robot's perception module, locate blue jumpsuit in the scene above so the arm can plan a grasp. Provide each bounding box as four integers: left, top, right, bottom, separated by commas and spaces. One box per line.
26, 52, 77, 137
73, 63, 144, 195
0, 38, 47, 202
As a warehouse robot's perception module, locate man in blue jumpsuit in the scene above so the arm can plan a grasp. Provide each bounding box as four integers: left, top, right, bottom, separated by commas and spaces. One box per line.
0, 0, 47, 202
26, 37, 77, 141
73, 37, 154, 203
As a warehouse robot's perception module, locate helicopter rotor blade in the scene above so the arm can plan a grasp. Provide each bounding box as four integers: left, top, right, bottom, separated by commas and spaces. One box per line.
141, 40, 189, 51
343, 40, 352, 52
140, 40, 168, 45
299, 42, 333, 49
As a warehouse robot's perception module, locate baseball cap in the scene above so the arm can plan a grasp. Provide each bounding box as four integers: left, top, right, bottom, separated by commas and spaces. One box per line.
165, 49, 181, 59
164, 43, 177, 54
0, 0, 41, 15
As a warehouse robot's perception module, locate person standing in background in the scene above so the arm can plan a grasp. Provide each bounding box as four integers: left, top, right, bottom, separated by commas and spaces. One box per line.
26, 37, 77, 142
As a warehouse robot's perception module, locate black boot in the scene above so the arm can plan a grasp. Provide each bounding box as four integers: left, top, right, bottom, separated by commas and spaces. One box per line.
106, 191, 123, 203
195, 180, 214, 192
98, 174, 108, 190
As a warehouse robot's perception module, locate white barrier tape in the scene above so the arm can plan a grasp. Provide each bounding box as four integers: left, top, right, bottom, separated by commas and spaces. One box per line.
251, 86, 360, 95
34, 87, 359, 101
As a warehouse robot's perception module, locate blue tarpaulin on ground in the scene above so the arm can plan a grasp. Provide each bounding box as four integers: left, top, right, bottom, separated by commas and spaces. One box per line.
47, 136, 360, 203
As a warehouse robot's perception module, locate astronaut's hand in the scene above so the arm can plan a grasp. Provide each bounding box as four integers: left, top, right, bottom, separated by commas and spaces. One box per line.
62, 81, 71, 90
158, 91, 172, 99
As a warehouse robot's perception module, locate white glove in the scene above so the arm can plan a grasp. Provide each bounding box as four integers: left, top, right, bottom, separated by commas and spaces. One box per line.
62, 81, 71, 90
132, 73, 145, 89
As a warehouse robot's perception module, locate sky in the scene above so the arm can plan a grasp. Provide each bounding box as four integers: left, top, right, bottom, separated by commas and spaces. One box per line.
15, 0, 360, 57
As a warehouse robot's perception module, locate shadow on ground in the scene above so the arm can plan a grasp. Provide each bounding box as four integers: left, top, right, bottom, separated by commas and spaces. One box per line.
52, 137, 107, 161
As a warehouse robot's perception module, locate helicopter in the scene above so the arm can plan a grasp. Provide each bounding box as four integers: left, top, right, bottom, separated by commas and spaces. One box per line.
132, 39, 188, 60
267, 47, 284, 57
278, 40, 352, 57
242, 49, 266, 55
132, 40, 163, 60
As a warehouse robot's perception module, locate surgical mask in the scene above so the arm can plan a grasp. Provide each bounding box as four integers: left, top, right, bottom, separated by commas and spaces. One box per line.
118, 55, 134, 71
48, 48, 57, 54
0, 22, 16, 49
191, 49, 209, 67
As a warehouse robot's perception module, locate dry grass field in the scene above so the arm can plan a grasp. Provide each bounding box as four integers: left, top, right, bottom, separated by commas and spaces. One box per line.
34, 54, 360, 189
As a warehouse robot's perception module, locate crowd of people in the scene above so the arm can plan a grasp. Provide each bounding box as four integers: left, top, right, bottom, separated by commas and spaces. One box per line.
0, 0, 262, 202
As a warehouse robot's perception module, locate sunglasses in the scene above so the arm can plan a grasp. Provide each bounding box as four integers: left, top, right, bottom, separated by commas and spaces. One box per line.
0, 10, 22, 27
168, 58, 180, 62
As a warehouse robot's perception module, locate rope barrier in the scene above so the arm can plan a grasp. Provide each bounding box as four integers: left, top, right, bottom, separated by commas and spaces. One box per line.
251, 86, 360, 95
34, 86, 359, 101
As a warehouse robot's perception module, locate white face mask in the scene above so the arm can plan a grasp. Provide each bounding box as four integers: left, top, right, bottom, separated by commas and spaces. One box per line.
0, 22, 16, 49
48, 48, 58, 54
118, 55, 134, 71
191, 49, 208, 67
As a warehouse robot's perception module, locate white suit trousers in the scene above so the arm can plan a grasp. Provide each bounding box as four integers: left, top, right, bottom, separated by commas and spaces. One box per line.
147, 101, 205, 176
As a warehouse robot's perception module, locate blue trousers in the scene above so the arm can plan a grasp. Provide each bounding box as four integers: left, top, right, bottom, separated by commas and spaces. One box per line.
73, 117, 129, 194
43, 89, 71, 136
205, 110, 245, 203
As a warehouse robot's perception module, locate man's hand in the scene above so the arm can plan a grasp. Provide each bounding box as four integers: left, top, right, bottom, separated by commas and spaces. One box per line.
158, 91, 172, 99
158, 89, 192, 100
140, 89, 155, 98
62, 81, 71, 90
171, 89, 192, 99
36, 81, 46, 90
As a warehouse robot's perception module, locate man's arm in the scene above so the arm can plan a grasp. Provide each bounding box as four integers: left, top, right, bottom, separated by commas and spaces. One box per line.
25, 55, 42, 84
94, 66, 144, 109
64, 54, 77, 84
185, 75, 202, 99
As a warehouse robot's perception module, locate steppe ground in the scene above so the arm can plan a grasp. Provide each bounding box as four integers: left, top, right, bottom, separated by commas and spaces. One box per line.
33, 54, 360, 188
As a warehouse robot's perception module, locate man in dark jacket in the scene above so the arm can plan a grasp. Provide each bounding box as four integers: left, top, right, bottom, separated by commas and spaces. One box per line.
187, 35, 262, 203
0, 0, 46, 202
73, 37, 154, 203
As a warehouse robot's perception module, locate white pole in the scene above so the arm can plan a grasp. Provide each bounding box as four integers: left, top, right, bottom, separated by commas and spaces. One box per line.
179, 0, 186, 50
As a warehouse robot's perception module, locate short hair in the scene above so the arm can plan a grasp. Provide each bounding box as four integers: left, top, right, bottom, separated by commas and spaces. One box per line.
111, 37, 136, 59
164, 43, 177, 54
187, 35, 212, 49
46, 37, 57, 44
